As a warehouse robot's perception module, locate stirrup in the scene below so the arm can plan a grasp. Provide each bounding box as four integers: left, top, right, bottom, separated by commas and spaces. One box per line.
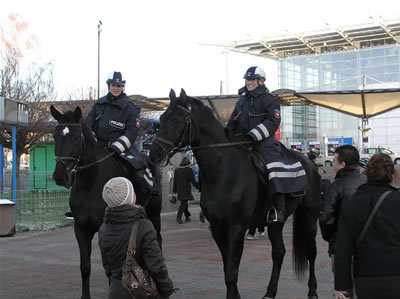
267, 208, 278, 223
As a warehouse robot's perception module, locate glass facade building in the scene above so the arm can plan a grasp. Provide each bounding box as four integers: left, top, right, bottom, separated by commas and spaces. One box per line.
278, 44, 400, 153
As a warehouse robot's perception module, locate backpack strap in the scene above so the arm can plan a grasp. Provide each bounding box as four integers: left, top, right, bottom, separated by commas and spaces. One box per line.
127, 220, 141, 256
356, 191, 392, 247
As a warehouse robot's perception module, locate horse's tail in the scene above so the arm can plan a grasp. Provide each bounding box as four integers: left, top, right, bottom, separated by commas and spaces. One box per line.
292, 206, 310, 280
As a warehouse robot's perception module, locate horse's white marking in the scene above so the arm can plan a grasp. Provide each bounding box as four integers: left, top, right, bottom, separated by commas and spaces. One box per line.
62, 127, 70, 136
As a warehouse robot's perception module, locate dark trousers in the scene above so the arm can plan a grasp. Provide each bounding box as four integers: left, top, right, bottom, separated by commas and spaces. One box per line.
355, 276, 400, 299
176, 200, 191, 220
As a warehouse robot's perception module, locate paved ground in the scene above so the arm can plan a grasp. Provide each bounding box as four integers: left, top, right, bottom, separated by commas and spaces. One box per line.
0, 206, 335, 299
1, 166, 398, 299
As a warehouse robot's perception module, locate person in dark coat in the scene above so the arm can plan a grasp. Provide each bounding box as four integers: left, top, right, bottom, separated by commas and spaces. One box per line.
227, 66, 308, 223
98, 177, 174, 299
319, 145, 366, 298
173, 156, 199, 224
334, 153, 400, 299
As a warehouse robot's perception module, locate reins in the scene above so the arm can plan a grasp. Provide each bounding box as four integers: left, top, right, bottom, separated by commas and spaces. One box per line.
55, 122, 114, 173
154, 104, 253, 156
76, 152, 115, 171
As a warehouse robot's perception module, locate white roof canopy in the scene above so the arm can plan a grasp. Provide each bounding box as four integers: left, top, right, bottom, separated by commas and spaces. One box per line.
293, 89, 400, 118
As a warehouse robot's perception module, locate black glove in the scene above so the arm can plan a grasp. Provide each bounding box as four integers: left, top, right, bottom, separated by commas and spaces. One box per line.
237, 134, 253, 144
108, 144, 122, 155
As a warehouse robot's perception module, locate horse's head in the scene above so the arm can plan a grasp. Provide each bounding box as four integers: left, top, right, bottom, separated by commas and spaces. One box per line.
150, 89, 194, 166
50, 105, 84, 188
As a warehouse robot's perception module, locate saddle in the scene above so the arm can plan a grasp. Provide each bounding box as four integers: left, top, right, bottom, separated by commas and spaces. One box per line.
118, 147, 156, 191
249, 150, 268, 177
119, 146, 147, 169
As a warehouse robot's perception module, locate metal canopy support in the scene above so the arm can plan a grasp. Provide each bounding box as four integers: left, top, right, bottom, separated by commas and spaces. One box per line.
370, 16, 400, 44
326, 22, 358, 49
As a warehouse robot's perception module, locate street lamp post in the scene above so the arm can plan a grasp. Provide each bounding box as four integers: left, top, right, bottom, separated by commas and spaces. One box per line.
97, 21, 102, 99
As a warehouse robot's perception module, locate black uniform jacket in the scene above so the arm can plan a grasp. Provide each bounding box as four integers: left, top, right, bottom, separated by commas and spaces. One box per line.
173, 165, 199, 201
334, 183, 400, 291
98, 205, 173, 299
319, 165, 366, 254
87, 92, 140, 147
226, 84, 307, 195
86, 92, 147, 169
227, 85, 281, 162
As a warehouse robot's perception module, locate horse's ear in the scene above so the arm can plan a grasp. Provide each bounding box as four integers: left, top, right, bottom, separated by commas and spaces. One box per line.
73, 107, 82, 122
50, 105, 62, 121
179, 89, 187, 101
169, 89, 177, 102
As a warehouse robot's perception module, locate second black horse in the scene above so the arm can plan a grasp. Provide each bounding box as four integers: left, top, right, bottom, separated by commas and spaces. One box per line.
150, 89, 321, 299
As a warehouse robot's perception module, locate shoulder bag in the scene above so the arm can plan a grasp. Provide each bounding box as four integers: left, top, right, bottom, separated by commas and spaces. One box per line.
356, 191, 392, 247
122, 220, 158, 298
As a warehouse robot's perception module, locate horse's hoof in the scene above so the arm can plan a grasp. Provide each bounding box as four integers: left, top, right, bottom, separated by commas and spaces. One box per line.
308, 296, 318, 299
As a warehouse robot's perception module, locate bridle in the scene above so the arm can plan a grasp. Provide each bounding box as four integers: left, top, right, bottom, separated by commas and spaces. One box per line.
54, 123, 114, 176
154, 105, 193, 162
154, 104, 251, 165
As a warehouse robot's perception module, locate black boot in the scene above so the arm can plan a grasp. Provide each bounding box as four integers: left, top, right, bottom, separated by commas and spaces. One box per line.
267, 193, 286, 224
199, 211, 205, 223
65, 210, 74, 220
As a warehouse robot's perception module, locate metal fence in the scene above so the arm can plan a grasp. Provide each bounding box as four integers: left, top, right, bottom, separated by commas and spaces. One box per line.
1, 171, 71, 232
0, 165, 201, 233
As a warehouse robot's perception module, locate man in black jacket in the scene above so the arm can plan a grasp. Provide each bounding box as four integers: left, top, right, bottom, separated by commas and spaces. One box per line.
173, 156, 199, 224
319, 145, 366, 297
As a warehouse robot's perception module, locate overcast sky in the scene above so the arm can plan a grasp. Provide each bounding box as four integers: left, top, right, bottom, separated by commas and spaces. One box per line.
1, 0, 399, 99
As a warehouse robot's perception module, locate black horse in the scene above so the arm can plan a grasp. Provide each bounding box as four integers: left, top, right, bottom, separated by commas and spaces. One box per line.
150, 90, 321, 299
50, 106, 162, 299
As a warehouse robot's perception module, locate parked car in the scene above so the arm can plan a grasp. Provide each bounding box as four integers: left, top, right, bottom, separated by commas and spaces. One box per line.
359, 146, 400, 165
315, 155, 334, 167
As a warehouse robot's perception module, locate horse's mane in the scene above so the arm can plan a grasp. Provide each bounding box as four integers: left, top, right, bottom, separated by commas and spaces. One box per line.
186, 96, 226, 131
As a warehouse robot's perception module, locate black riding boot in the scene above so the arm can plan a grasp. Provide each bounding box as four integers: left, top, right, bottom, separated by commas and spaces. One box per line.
267, 193, 286, 224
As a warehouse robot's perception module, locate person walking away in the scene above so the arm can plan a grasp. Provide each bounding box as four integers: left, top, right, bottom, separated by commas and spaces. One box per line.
319, 145, 366, 298
173, 156, 199, 224
334, 153, 400, 299
227, 66, 308, 224
98, 177, 174, 299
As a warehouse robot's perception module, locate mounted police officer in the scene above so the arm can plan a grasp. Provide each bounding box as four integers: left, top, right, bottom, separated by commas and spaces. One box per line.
86, 72, 151, 190
227, 66, 308, 224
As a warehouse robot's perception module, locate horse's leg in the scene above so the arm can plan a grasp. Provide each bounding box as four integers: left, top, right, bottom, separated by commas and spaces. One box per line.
74, 222, 96, 299
145, 192, 162, 247
212, 224, 244, 299
305, 221, 318, 299
264, 222, 285, 299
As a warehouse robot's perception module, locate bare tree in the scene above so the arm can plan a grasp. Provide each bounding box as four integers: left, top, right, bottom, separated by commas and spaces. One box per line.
0, 14, 55, 171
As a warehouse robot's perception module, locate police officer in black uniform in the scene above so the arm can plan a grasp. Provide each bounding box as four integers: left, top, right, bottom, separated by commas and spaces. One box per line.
65, 71, 149, 219
86, 72, 142, 157
65, 72, 151, 219
227, 66, 307, 223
